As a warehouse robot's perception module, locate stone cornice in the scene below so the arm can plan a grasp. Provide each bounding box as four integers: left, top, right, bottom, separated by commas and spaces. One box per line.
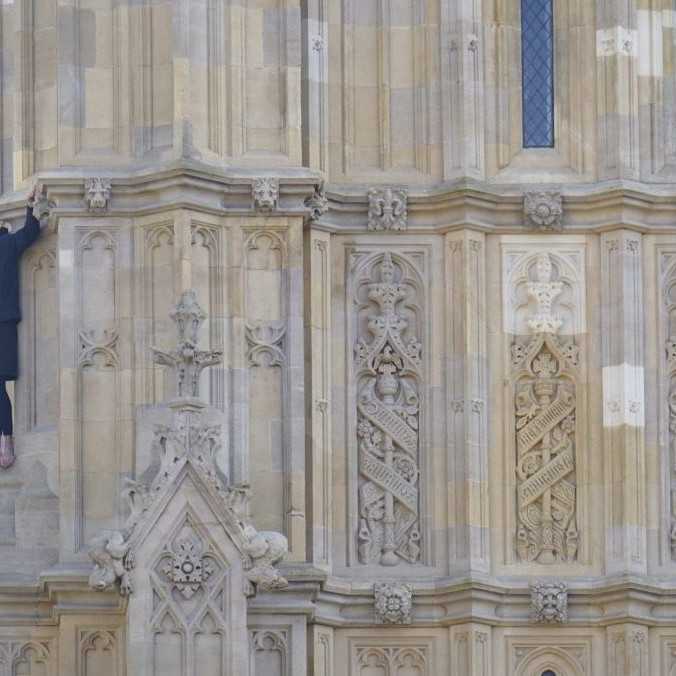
321, 179, 676, 233
1, 567, 676, 627
1, 169, 676, 233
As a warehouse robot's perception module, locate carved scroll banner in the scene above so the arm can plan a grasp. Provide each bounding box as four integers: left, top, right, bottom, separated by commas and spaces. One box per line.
511, 253, 580, 565
354, 252, 423, 566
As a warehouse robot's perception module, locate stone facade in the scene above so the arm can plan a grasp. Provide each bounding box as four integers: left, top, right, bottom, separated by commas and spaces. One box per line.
0, 1, 675, 675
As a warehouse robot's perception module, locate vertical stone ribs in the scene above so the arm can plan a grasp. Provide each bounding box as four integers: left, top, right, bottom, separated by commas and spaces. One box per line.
512, 254, 579, 564
665, 270, 676, 559
354, 252, 423, 566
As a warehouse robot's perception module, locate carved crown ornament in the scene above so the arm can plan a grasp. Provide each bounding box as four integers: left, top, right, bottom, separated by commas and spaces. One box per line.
88, 290, 289, 596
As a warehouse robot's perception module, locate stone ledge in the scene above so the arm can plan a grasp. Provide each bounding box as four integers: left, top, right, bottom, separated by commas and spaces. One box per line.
2, 168, 676, 232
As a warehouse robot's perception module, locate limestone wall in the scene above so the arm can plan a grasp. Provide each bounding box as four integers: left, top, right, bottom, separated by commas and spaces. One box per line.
0, 1, 675, 675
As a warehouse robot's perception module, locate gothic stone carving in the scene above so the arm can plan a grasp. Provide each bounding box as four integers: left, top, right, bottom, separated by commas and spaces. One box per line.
84, 177, 112, 213
162, 534, 215, 599
243, 525, 289, 591
374, 582, 413, 624
28, 182, 55, 230
88, 530, 134, 595
355, 252, 422, 566
664, 259, 676, 558
253, 177, 279, 212
305, 181, 329, 222
524, 191, 563, 231
78, 329, 119, 368
151, 289, 223, 399
512, 254, 579, 564
367, 188, 408, 231
356, 647, 427, 675
89, 291, 288, 596
530, 582, 568, 623
246, 321, 286, 367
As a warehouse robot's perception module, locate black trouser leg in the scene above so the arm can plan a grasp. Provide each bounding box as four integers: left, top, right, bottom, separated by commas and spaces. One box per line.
0, 380, 12, 436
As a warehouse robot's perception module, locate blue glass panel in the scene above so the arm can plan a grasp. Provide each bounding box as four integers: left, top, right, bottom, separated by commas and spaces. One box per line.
521, 0, 555, 147
541, 671, 557, 676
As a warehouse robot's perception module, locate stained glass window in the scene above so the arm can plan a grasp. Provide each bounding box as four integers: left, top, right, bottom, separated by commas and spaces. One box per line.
521, 0, 555, 147
541, 671, 557, 676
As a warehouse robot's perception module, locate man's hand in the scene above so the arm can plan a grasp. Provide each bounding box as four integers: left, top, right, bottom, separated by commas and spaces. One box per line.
27, 183, 39, 207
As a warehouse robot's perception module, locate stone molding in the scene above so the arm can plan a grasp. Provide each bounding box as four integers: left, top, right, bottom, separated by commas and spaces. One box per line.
4, 170, 676, 232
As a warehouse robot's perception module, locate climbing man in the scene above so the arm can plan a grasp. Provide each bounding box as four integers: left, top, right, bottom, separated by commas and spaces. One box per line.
0, 185, 46, 469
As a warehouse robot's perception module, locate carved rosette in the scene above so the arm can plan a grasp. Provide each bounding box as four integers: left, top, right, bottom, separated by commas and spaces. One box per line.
512, 254, 579, 564
367, 187, 408, 231
524, 191, 563, 231
530, 582, 568, 623
374, 582, 413, 624
354, 252, 423, 566
158, 524, 216, 599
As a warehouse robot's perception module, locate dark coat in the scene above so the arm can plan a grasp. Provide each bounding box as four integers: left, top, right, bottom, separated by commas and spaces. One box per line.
0, 207, 41, 322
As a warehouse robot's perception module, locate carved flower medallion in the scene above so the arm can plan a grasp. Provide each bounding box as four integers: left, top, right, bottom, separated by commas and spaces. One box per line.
374, 582, 413, 624
524, 191, 563, 230
163, 539, 214, 599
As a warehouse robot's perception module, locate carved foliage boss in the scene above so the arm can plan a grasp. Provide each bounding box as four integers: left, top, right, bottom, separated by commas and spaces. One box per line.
354, 252, 423, 566
511, 254, 580, 564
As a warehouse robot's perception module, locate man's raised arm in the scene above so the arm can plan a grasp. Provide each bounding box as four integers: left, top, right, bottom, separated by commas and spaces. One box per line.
12, 185, 44, 254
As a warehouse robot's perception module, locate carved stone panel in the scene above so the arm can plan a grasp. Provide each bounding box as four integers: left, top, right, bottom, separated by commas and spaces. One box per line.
504, 247, 585, 565
244, 230, 288, 535
351, 251, 424, 566
663, 253, 676, 559
354, 646, 429, 676
22, 248, 58, 431
250, 630, 288, 676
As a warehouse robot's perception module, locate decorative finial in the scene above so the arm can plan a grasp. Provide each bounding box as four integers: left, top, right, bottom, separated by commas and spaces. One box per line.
151, 290, 223, 400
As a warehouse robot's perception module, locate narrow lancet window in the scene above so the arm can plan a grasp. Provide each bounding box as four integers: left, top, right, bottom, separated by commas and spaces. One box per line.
521, 0, 555, 147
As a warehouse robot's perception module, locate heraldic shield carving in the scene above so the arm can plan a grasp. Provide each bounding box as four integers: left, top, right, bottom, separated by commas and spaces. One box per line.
354, 252, 423, 566
511, 254, 580, 564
